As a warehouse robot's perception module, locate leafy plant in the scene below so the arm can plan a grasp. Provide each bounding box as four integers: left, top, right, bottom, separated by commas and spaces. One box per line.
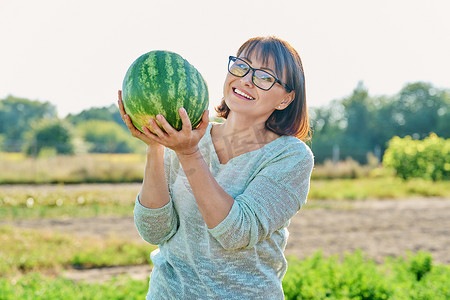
76, 120, 141, 153
408, 251, 432, 281
383, 133, 449, 180
282, 251, 450, 300
23, 119, 75, 156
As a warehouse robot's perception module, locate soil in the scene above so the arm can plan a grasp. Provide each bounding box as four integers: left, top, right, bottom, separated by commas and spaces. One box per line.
4, 195, 449, 283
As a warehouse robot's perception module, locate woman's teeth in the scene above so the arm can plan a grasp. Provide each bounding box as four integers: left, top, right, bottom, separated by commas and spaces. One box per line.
234, 88, 255, 100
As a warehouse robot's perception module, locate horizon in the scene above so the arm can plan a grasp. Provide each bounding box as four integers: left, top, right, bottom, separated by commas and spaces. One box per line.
2, 79, 446, 119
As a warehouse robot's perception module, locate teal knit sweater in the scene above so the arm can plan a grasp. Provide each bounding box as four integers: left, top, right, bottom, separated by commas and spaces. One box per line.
134, 123, 314, 299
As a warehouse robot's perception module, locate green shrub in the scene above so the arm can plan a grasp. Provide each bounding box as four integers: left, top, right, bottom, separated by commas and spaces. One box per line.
283, 251, 390, 300
23, 119, 75, 156
383, 133, 449, 180
408, 251, 432, 281
76, 120, 140, 153
282, 251, 450, 300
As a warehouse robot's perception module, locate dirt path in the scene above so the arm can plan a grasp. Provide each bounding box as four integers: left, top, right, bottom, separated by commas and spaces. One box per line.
285, 198, 449, 264
4, 197, 449, 282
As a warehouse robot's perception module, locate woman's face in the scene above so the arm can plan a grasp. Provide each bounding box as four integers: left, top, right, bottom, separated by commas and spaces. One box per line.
223, 51, 294, 122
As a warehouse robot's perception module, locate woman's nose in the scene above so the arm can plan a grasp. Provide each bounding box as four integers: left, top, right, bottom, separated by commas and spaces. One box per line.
240, 71, 254, 87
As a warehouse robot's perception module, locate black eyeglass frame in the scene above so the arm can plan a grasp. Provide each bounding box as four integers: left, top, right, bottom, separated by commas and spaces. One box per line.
228, 56, 292, 92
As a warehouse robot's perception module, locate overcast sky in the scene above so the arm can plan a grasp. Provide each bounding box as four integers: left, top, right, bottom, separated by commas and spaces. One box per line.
1, 0, 449, 117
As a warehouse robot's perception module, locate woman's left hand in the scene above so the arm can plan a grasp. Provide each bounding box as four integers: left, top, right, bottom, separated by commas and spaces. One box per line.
144, 107, 209, 156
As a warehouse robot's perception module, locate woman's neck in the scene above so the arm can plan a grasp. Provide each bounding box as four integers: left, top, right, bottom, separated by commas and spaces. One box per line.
213, 113, 280, 150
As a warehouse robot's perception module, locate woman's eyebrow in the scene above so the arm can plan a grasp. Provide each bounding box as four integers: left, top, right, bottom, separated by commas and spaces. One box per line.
241, 56, 276, 74
240, 56, 251, 63
260, 66, 276, 73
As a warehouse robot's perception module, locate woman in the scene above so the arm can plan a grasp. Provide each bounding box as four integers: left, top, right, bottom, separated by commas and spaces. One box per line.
118, 36, 314, 299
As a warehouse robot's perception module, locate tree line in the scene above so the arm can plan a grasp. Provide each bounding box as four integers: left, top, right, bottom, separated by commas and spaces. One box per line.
309, 81, 448, 163
0, 81, 448, 163
0, 96, 143, 156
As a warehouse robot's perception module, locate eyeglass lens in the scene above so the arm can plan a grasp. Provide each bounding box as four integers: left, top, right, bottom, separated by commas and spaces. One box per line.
228, 57, 276, 90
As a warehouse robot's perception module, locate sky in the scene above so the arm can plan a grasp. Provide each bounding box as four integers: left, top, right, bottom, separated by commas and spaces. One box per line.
1, 0, 449, 117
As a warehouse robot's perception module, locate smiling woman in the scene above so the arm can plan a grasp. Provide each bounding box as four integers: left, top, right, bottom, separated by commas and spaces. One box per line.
216, 36, 310, 140
118, 35, 314, 299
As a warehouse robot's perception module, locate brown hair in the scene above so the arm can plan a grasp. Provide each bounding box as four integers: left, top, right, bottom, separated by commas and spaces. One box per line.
215, 36, 311, 141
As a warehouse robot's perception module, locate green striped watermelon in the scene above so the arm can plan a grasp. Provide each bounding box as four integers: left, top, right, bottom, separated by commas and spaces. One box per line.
121, 50, 209, 132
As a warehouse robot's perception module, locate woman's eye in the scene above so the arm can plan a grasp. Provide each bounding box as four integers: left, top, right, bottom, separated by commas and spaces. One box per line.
237, 64, 248, 70
258, 74, 274, 82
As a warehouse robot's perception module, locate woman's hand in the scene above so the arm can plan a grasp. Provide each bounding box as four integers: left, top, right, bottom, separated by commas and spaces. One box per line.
118, 90, 162, 148
145, 107, 210, 157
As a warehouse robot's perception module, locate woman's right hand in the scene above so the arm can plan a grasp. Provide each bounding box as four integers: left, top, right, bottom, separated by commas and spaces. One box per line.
118, 90, 164, 149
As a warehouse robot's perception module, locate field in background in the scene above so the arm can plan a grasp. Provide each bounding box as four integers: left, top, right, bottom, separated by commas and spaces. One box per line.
0, 153, 145, 184
1, 153, 449, 299
1, 152, 449, 200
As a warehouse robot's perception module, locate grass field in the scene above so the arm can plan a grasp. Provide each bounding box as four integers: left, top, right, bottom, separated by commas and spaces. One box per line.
1, 185, 449, 298
0, 153, 145, 184
1, 177, 449, 221
1, 152, 449, 202
0, 225, 448, 300
0, 184, 139, 220
1, 153, 449, 298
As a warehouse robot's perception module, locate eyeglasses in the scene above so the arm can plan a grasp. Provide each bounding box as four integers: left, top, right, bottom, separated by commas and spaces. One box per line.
228, 56, 292, 92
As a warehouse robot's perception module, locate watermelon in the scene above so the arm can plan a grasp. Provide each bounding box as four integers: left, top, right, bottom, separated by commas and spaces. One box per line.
121, 50, 209, 132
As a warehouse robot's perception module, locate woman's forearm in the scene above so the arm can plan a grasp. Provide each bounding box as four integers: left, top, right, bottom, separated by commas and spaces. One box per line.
139, 146, 171, 209
177, 149, 234, 228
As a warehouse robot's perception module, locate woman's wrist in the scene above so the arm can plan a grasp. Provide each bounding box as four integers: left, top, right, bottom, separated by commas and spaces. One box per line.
146, 144, 165, 157
175, 146, 201, 161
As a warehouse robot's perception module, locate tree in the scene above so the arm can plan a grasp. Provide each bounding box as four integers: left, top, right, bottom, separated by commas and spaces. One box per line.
76, 120, 142, 153
340, 82, 375, 163
309, 100, 345, 163
66, 104, 125, 129
0, 95, 56, 151
434, 89, 450, 138
24, 119, 75, 156
309, 81, 449, 164
389, 82, 446, 139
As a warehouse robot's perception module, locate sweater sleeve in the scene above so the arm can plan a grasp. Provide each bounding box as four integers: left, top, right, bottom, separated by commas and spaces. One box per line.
133, 148, 179, 245
208, 144, 314, 250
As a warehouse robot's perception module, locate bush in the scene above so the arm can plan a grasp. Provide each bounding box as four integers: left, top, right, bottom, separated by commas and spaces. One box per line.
76, 120, 141, 153
23, 119, 75, 156
282, 251, 450, 300
382, 133, 449, 180
283, 251, 390, 299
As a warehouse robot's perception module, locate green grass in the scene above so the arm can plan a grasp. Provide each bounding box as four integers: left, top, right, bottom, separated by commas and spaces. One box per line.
0, 153, 146, 184
308, 177, 450, 200
0, 251, 448, 299
1, 153, 448, 298
0, 274, 148, 300
1, 183, 449, 299
1, 178, 448, 221
0, 225, 156, 277
0, 184, 139, 220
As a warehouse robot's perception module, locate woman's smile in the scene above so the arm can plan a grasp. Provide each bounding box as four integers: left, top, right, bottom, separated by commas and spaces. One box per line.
233, 87, 255, 100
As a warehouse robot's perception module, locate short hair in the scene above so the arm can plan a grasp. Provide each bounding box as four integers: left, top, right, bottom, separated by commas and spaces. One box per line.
215, 36, 311, 141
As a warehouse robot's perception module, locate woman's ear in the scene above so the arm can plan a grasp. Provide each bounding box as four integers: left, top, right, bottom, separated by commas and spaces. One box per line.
276, 91, 295, 110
